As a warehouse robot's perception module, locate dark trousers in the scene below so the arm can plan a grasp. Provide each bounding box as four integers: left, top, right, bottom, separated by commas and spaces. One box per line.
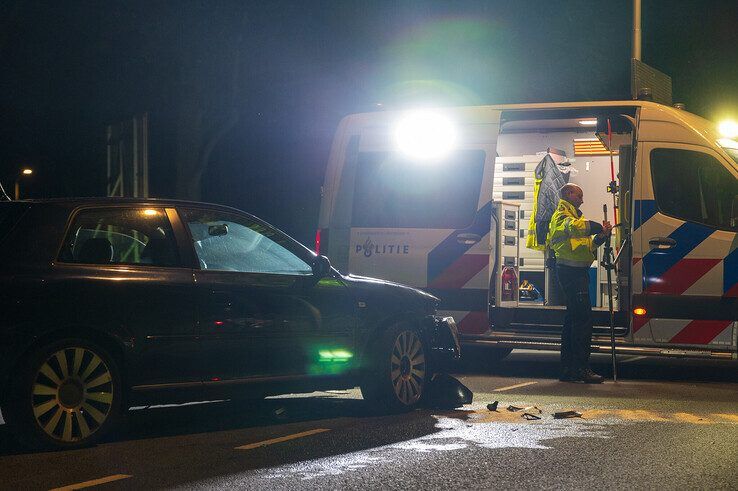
556, 265, 593, 374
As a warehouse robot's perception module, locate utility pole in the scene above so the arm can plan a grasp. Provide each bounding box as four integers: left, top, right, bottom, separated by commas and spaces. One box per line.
632, 0, 642, 61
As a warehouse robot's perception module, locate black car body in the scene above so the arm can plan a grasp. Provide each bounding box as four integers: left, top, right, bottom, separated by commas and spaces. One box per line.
0, 198, 459, 449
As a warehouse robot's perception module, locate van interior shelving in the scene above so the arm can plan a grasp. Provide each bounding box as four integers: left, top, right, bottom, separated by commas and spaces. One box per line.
493, 111, 634, 315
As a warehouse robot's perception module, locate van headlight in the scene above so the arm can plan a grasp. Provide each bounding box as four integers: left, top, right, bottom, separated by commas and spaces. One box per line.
394, 110, 458, 161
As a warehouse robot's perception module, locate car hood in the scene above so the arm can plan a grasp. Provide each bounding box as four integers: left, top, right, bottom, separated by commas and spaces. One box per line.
339, 273, 440, 312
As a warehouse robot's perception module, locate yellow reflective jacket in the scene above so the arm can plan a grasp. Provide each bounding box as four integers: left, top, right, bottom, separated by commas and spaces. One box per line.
526, 175, 546, 251
547, 199, 598, 268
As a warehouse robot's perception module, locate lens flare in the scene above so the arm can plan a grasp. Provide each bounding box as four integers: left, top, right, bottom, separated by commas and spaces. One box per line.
718, 120, 738, 138
394, 110, 457, 161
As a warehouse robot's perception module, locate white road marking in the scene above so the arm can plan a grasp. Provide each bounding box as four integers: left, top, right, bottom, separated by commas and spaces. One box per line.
235, 428, 331, 450
50, 474, 132, 490
620, 356, 647, 364
493, 381, 538, 392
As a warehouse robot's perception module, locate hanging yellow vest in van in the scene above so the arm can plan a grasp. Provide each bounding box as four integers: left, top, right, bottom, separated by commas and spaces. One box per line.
547, 199, 597, 268
525, 176, 546, 251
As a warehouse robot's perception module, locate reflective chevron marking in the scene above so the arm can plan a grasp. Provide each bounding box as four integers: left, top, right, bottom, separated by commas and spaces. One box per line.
668, 320, 734, 345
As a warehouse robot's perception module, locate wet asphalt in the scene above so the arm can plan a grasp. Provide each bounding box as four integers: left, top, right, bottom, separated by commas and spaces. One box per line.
1, 350, 737, 490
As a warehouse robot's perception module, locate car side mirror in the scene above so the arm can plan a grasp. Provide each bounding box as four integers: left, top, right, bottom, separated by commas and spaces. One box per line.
208, 224, 228, 236
311, 254, 332, 279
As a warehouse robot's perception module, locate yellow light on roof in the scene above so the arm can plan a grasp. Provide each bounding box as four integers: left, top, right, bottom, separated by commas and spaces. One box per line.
573, 138, 618, 156
578, 119, 598, 126
21, 168, 33, 175
718, 120, 738, 138
142, 209, 158, 216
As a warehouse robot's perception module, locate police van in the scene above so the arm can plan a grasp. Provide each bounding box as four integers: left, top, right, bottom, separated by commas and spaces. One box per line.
317, 101, 738, 361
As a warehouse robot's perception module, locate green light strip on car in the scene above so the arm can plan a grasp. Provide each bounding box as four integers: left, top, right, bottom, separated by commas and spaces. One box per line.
318, 349, 354, 362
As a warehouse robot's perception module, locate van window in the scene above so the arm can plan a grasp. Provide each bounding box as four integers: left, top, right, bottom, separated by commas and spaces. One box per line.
351, 150, 486, 229
651, 148, 738, 231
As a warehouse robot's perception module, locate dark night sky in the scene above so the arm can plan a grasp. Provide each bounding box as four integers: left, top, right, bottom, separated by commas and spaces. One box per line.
2, 0, 737, 243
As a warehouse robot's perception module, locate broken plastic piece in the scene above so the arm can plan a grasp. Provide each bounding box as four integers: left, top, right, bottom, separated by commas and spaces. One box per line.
424, 374, 473, 409
508, 405, 541, 414
553, 410, 583, 419
487, 401, 499, 411
522, 412, 541, 420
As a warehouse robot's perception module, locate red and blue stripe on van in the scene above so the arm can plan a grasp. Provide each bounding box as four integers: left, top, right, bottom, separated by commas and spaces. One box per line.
427, 201, 491, 288
426, 202, 492, 334
633, 199, 738, 345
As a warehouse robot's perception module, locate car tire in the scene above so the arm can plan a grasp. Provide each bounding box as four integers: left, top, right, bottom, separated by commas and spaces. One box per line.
3, 338, 123, 450
360, 323, 430, 412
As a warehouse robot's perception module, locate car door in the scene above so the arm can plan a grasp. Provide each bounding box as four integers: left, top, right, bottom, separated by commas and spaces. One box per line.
179, 207, 355, 383
55, 206, 199, 387
632, 143, 738, 350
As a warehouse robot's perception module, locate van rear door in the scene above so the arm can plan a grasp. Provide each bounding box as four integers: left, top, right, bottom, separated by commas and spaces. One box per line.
326, 109, 501, 335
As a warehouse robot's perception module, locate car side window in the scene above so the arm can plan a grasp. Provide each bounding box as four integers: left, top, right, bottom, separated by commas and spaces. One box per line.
180, 208, 312, 275
651, 148, 738, 231
58, 207, 180, 266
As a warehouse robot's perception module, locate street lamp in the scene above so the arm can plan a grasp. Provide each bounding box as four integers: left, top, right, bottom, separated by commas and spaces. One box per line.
15, 168, 33, 200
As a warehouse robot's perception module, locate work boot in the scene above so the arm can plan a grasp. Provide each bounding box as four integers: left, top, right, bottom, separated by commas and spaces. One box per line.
579, 368, 604, 384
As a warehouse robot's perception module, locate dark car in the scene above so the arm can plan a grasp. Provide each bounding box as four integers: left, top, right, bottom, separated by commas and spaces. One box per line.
0, 198, 460, 449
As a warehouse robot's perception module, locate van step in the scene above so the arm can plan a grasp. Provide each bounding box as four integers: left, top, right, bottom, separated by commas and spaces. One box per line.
461, 338, 735, 360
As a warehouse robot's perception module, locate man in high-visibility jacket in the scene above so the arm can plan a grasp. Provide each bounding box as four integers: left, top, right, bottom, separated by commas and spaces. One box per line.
548, 183, 612, 383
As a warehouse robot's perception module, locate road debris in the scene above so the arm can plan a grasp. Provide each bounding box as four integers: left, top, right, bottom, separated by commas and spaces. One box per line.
522, 412, 542, 420
507, 405, 541, 414
487, 401, 499, 411
424, 374, 474, 409
553, 410, 583, 419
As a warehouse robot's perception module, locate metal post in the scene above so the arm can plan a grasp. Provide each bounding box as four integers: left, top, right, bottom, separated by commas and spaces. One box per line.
633, 0, 642, 61
142, 113, 149, 198
106, 125, 112, 196
603, 204, 618, 382
132, 117, 139, 198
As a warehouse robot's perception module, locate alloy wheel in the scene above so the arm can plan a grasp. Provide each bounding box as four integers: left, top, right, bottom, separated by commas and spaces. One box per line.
30, 347, 114, 443
390, 330, 426, 405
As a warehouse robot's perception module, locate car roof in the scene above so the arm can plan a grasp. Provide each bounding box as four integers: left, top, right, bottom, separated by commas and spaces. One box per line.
12, 197, 266, 225
18, 197, 247, 212
21, 197, 211, 206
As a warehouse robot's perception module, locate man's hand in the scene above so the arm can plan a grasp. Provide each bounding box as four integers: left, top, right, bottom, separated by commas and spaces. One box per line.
602, 220, 613, 236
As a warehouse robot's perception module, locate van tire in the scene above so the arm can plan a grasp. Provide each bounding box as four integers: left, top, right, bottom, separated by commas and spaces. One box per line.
360, 324, 430, 412
3, 338, 123, 450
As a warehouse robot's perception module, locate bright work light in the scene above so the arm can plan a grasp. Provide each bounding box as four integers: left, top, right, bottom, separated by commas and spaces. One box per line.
718, 120, 738, 138
394, 110, 457, 161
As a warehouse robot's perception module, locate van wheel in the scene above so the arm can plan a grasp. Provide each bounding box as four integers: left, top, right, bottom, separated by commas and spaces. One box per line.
4, 339, 123, 450
361, 324, 429, 412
